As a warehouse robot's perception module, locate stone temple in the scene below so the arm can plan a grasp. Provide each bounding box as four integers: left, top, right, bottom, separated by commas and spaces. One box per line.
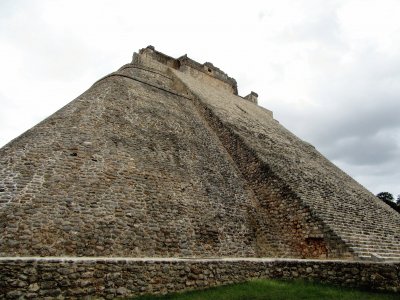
1, 46, 399, 298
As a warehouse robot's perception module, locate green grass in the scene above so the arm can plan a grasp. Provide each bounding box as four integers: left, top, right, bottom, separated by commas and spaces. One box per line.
129, 279, 398, 300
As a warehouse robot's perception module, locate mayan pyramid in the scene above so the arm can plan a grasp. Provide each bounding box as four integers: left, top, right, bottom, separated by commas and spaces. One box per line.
0, 46, 399, 261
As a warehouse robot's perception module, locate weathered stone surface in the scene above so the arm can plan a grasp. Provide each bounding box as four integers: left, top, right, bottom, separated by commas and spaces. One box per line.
0, 258, 399, 298
0, 54, 256, 258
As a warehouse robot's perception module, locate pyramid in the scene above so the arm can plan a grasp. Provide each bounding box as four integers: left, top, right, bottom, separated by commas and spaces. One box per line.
1, 46, 399, 261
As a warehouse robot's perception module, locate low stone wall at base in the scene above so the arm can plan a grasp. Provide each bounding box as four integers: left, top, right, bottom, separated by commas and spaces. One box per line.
0, 257, 399, 299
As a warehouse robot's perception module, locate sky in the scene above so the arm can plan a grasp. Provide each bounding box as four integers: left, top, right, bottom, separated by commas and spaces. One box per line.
0, 0, 399, 197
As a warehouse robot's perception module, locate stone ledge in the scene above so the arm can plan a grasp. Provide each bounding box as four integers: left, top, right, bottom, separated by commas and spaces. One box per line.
0, 256, 398, 263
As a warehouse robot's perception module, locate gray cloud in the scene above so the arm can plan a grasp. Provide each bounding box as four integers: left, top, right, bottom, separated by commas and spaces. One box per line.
250, 1, 400, 194
266, 8, 400, 195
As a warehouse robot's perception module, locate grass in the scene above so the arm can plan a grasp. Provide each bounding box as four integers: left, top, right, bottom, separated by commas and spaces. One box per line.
128, 279, 398, 300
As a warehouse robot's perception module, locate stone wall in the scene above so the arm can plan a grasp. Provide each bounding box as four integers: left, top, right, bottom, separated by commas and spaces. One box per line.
0, 258, 399, 299
179, 64, 236, 94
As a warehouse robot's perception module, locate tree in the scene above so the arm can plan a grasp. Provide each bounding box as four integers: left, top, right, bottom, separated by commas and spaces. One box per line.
376, 192, 394, 202
376, 192, 400, 214
397, 195, 400, 206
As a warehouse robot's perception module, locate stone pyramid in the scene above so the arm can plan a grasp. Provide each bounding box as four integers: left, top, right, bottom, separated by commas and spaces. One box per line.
1, 46, 399, 261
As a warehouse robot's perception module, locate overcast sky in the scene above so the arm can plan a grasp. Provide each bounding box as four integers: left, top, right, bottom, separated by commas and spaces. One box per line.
1, 0, 399, 197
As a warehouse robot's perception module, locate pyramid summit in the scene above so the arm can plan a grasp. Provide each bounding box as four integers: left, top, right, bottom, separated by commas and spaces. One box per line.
1, 46, 400, 297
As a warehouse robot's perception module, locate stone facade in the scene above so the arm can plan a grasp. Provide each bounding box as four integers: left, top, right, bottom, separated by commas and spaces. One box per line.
0, 258, 399, 299
1, 46, 400, 298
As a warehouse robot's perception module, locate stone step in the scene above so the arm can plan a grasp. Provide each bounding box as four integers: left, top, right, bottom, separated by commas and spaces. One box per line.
354, 249, 400, 256
319, 213, 399, 226
328, 227, 394, 236
341, 237, 400, 246
354, 248, 400, 254
316, 208, 398, 219
338, 232, 399, 243
352, 249, 400, 256
329, 222, 395, 231
347, 237, 400, 243
349, 247, 400, 255
331, 222, 397, 230
345, 243, 400, 252
379, 253, 400, 258
355, 253, 400, 261
351, 248, 400, 257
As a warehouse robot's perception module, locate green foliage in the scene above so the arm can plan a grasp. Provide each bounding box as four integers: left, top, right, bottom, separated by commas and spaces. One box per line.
376, 192, 400, 214
129, 279, 398, 300
376, 192, 394, 202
